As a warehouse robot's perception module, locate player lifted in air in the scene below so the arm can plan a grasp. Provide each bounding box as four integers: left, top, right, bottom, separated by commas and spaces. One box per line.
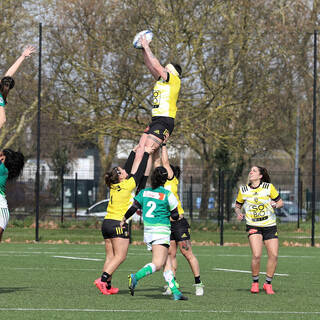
130, 30, 182, 192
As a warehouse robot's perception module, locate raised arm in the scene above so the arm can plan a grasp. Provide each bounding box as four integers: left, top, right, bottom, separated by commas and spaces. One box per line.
161, 145, 174, 179
4, 45, 36, 77
141, 35, 168, 81
153, 148, 161, 168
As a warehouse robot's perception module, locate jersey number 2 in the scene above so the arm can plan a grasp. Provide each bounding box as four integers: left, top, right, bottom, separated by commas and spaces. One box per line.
145, 201, 156, 218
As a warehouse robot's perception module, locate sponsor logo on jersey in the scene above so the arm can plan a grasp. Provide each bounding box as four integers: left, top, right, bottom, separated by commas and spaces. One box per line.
143, 190, 165, 200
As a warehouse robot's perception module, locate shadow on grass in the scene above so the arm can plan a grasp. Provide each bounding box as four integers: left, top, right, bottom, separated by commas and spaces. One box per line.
0, 287, 30, 294
117, 286, 191, 300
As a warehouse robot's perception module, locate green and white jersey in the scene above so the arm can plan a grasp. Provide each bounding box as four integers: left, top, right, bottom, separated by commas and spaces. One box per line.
0, 93, 5, 107
135, 186, 178, 228
0, 160, 8, 196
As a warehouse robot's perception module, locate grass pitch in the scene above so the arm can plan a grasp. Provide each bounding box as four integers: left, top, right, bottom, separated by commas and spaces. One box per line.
0, 243, 319, 320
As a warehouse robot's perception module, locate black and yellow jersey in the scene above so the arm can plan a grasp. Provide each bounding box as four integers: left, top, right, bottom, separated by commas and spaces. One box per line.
152, 73, 180, 119
105, 177, 136, 221
236, 182, 280, 227
164, 176, 184, 215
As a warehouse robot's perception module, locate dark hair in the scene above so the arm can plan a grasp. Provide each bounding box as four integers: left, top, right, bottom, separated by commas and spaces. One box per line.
170, 165, 181, 179
3, 149, 24, 180
151, 166, 168, 189
104, 167, 120, 188
250, 166, 271, 184
171, 62, 182, 77
0, 77, 15, 104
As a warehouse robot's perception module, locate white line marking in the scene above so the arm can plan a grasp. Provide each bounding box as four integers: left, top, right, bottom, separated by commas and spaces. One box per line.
213, 268, 289, 276
0, 308, 318, 314
53, 256, 103, 261
217, 254, 317, 259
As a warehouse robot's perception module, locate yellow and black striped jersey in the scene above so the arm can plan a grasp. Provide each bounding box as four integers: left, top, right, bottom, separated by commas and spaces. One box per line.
152, 73, 180, 119
105, 177, 136, 221
236, 182, 280, 227
164, 176, 184, 215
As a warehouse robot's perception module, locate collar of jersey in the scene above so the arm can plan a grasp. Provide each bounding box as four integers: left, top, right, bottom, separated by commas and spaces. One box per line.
249, 182, 262, 189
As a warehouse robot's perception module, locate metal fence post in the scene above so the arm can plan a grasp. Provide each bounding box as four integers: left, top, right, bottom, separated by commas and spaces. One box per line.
74, 172, 78, 218
61, 166, 64, 224
189, 176, 193, 221
219, 169, 224, 246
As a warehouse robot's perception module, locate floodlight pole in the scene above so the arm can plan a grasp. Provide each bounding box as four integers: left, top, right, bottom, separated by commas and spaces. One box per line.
35, 23, 42, 242
311, 30, 317, 247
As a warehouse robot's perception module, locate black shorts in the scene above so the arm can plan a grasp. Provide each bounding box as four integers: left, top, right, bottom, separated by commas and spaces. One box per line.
246, 225, 278, 241
144, 116, 174, 140
101, 219, 130, 239
170, 217, 191, 242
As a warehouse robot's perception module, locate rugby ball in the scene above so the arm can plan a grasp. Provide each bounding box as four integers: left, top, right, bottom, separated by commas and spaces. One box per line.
133, 30, 153, 49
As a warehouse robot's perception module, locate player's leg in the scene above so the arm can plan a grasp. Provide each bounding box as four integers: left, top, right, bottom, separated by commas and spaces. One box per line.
136, 243, 167, 281
0, 207, 9, 242
128, 243, 167, 296
168, 240, 178, 274
131, 132, 148, 174
248, 230, 263, 293
263, 227, 279, 294
95, 239, 115, 295
105, 237, 130, 274
178, 240, 204, 295
161, 246, 187, 300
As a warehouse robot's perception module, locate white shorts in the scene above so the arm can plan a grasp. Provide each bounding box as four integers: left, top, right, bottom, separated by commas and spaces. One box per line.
0, 194, 9, 230
144, 225, 171, 251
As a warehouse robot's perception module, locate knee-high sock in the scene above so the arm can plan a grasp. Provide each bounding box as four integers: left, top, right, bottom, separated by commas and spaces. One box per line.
163, 270, 181, 295
135, 263, 156, 281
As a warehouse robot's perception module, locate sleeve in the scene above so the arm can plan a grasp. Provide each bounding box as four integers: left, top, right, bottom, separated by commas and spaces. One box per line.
123, 151, 135, 174
235, 188, 244, 207
124, 200, 142, 220
165, 72, 170, 83
270, 184, 281, 201
167, 191, 178, 211
132, 152, 149, 184
170, 207, 179, 221
168, 73, 179, 85
0, 95, 5, 107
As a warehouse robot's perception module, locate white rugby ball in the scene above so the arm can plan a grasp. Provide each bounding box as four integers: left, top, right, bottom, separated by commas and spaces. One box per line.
133, 30, 153, 49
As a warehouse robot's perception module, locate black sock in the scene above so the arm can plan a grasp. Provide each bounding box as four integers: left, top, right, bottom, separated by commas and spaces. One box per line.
106, 279, 112, 290
195, 276, 201, 284
265, 276, 272, 284
252, 275, 259, 283
101, 272, 111, 283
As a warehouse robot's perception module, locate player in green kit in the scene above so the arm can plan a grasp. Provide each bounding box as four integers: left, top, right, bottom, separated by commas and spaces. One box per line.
0, 149, 25, 241
121, 166, 188, 301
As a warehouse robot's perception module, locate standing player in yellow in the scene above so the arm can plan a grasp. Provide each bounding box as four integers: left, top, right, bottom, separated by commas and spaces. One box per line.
154, 144, 204, 296
235, 166, 283, 295
94, 146, 151, 295
130, 34, 182, 192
